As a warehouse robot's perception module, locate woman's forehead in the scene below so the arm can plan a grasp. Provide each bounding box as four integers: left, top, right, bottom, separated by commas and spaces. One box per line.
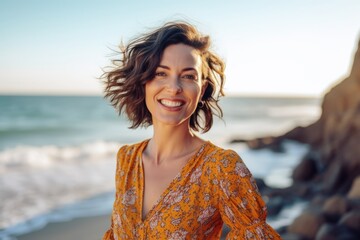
159, 44, 202, 71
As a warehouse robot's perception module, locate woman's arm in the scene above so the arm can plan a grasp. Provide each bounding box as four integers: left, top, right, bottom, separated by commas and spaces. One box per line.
216, 150, 281, 239
102, 145, 128, 240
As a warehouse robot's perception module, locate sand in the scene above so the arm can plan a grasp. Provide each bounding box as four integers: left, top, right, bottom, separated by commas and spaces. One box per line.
15, 214, 230, 240
16, 214, 111, 240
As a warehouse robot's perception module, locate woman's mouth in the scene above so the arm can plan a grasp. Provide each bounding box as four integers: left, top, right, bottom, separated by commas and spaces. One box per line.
158, 99, 185, 108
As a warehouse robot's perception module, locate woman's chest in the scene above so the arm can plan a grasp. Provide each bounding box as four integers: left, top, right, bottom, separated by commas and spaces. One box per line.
142, 163, 185, 218
114, 155, 224, 238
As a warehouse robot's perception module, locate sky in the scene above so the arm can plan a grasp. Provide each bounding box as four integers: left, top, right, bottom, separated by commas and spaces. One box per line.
0, 0, 360, 97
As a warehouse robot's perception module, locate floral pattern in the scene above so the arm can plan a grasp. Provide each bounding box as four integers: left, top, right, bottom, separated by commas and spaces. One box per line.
122, 186, 136, 205
163, 188, 185, 205
169, 229, 188, 240
102, 140, 281, 240
235, 161, 251, 177
197, 206, 217, 224
190, 167, 202, 183
149, 212, 162, 230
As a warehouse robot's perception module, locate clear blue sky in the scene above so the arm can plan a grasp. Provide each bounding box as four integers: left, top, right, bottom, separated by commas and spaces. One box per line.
1, 0, 360, 96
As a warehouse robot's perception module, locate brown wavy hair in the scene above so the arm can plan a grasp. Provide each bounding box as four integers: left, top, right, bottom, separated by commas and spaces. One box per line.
102, 21, 225, 133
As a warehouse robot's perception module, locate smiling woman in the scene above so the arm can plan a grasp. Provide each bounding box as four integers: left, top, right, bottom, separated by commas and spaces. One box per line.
103, 22, 225, 133
101, 21, 280, 239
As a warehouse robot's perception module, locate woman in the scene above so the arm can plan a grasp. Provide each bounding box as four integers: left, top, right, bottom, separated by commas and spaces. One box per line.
102, 21, 280, 239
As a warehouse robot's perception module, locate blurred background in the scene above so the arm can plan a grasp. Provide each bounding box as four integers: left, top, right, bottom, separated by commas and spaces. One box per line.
1, 0, 359, 239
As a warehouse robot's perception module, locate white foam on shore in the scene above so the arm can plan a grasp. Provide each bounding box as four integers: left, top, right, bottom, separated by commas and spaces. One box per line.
0, 141, 120, 169
225, 140, 309, 188
0, 141, 121, 231
267, 201, 308, 230
0, 192, 114, 240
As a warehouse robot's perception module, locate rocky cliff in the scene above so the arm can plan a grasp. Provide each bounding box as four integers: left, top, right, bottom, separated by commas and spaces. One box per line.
285, 39, 360, 194
239, 38, 360, 239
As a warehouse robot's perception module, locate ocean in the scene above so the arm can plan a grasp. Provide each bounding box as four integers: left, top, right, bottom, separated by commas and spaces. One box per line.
0, 95, 320, 239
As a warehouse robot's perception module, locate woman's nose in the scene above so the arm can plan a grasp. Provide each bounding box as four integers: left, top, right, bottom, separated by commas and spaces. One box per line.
166, 76, 182, 94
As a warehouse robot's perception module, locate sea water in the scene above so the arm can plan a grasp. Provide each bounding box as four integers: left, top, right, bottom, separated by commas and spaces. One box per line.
0, 95, 320, 238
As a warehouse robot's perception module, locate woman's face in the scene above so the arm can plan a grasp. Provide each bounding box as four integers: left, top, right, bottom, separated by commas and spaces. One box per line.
145, 43, 207, 128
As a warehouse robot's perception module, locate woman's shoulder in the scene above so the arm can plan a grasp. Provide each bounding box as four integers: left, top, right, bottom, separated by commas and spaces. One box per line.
116, 139, 149, 161
205, 142, 249, 175
205, 142, 241, 162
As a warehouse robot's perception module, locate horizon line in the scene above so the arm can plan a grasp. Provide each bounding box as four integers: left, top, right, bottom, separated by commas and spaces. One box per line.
0, 92, 321, 99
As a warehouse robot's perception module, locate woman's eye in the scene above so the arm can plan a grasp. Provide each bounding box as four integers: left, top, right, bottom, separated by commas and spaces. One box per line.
155, 72, 166, 77
182, 74, 197, 80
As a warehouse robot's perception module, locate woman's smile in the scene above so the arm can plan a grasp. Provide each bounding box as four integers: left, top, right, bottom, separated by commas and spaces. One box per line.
159, 99, 184, 108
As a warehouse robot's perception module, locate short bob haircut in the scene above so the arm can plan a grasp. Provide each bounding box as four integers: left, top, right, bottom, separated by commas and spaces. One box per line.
102, 21, 225, 133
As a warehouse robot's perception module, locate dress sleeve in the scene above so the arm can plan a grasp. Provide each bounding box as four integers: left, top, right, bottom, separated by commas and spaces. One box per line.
102, 145, 127, 240
102, 219, 115, 240
216, 150, 281, 240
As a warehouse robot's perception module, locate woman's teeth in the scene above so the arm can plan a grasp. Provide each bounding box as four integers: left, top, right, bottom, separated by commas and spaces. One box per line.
160, 99, 182, 107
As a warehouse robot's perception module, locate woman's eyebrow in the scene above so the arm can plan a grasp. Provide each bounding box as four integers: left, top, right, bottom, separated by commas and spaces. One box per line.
158, 65, 170, 70
182, 67, 197, 72
158, 65, 198, 73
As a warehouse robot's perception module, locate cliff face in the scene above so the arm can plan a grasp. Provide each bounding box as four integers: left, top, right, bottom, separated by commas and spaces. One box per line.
281, 39, 360, 193
319, 40, 360, 163
270, 39, 360, 238
233, 38, 360, 238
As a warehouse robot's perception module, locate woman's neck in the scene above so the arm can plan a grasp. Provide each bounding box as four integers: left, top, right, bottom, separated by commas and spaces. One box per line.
146, 123, 204, 165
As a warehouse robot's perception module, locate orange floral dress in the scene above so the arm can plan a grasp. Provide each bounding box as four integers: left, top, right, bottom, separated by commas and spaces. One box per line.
102, 140, 281, 240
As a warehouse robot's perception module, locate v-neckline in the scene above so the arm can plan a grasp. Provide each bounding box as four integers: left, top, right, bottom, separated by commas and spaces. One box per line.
138, 139, 209, 223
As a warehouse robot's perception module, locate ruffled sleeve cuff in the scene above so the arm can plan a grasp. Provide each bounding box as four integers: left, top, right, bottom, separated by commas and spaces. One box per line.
102, 228, 114, 240
225, 221, 281, 239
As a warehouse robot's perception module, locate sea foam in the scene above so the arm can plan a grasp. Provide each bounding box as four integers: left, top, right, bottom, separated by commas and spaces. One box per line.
0, 141, 120, 230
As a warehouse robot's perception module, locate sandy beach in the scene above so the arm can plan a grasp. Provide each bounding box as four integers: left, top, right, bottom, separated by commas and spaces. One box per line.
17, 214, 111, 240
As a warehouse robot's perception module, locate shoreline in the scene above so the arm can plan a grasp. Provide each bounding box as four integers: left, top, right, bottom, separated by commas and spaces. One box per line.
0, 192, 115, 240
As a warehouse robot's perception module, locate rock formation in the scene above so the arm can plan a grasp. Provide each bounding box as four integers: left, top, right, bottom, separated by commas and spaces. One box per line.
235, 37, 360, 239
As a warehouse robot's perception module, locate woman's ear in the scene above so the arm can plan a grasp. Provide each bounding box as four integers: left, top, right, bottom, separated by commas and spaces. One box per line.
200, 80, 208, 99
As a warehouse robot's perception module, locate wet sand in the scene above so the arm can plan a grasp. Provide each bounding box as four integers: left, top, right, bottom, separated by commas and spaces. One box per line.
17, 214, 111, 240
